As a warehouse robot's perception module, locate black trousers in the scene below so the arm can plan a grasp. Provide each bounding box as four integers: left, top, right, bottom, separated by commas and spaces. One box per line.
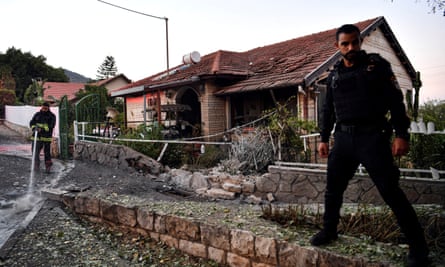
32, 140, 52, 163
324, 130, 427, 252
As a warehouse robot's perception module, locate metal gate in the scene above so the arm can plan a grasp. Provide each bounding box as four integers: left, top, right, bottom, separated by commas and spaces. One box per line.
58, 95, 69, 159
75, 94, 102, 138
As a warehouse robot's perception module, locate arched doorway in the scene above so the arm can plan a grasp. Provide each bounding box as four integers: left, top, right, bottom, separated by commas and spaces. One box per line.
176, 87, 201, 137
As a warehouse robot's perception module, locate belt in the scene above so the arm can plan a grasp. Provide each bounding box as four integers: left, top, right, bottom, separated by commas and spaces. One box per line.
336, 123, 381, 134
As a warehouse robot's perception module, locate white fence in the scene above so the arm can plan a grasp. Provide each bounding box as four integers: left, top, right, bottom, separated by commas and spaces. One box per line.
5, 105, 60, 138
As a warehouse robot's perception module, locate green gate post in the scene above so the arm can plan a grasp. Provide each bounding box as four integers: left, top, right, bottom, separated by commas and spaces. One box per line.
59, 95, 69, 159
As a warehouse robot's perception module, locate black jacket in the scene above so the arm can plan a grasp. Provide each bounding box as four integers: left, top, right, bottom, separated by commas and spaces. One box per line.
320, 51, 410, 142
30, 109, 56, 141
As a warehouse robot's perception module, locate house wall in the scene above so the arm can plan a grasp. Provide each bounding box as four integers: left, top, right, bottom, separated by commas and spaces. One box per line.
125, 94, 159, 128
201, 81, 226, 140
362, 28, 413, 98
105, 78, 131, 94
5, 105, 60, 138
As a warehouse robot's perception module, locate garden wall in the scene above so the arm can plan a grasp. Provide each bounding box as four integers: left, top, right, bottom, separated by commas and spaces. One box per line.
256, 165, 445, 207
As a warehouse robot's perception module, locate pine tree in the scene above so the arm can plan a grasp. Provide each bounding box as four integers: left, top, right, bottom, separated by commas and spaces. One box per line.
96, 56, 118, 80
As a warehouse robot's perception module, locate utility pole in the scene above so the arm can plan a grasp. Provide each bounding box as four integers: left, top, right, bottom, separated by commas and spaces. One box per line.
98, 0, 170, 124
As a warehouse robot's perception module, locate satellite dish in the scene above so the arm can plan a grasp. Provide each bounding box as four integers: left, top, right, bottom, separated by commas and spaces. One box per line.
183, 51, 201, 64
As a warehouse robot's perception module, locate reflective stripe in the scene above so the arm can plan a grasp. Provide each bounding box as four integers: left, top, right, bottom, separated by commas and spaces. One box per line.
30, 137, 53, 142
35, 123, 49, 131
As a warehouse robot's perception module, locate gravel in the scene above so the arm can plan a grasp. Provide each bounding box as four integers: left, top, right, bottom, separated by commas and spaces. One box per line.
0, 123, 222, 267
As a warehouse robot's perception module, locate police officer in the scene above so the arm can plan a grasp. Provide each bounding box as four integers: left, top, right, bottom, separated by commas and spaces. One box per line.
30, 102, 56, 172
310, 24, 429, 267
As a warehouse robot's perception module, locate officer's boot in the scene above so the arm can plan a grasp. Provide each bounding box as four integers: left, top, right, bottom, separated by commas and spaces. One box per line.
406, 235, 430, 267
310, 226, 338, 246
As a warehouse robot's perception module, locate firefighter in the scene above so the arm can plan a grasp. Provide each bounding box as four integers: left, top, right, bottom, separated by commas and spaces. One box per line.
30, 102, 56, 172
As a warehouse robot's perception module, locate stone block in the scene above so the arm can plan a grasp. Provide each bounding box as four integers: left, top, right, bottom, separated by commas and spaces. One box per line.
154, 213, 167, 234
166, 216, 200, 241
201, 224, 230, 250
292, 181, 318, 199
100, 201, 136, 227
74, 195, 100, 216
208, 247, 226, 264
227, 252, 250, 267
160, 234, 179, 248
255, 173, 279, 193
149, 232, 160, 241
231, 229, 254, 257
278, 241, 318, 267
254, 236, 277, 265
252, 262, 275, 267
61, 193, 76, 210
241, 181, 255, 194
317, 248, 364, 266
190, 172, 210, 190
222, 182, 242, 193
178, 239, 207, 258
137, 207, 154, 231
206, 188, 236, 200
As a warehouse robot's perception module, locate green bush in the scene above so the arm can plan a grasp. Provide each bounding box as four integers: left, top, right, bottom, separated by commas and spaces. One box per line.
188, 144, 228, 169
115, 125, 164, 160
409, 134, 445, 170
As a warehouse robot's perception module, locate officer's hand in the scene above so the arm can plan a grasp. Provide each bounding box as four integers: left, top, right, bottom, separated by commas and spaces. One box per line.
392, 137, 409, 156
318, 142, 329, 158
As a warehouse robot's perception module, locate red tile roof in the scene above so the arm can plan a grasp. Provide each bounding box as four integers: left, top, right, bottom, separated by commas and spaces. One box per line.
112, 16, 414, 96
43, 82, 85, 102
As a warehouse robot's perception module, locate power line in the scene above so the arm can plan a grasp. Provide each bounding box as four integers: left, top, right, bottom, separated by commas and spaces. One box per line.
97, 0, 166, 20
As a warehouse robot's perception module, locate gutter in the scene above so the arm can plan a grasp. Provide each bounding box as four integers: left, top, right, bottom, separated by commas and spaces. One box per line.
304, 52, 341, 86
111, 76, 200, 97
111, 85, 144, 97
145, 76, 200, 91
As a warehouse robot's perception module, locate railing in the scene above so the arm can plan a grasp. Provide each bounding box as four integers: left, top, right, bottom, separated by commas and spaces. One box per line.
299, 133, 445, 180
73, 121, 231, 161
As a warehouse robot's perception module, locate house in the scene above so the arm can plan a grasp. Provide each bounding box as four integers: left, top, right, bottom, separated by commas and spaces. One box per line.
43, 74, 131, 103
111, 16, 417, 140
43, 82, 85, 103
91, 74, 132, 95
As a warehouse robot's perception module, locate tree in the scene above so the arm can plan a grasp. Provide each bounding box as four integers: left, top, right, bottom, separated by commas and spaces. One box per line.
96, 56, 118, 80
392, 0, 445, 15
23, 79, 46, 105
0, 89, 16, 118
75, 85, 113, 120
0, 65, 16, 91
427, 0, 445, 15
0, 47, 68, 103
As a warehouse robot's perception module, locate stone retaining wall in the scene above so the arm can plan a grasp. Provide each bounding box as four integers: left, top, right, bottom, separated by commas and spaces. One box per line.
61, 141, 445, 266
73, 141, 163, 175
256, 166, 445, 207
74, 141, 445, 207
48, 191, 394, 267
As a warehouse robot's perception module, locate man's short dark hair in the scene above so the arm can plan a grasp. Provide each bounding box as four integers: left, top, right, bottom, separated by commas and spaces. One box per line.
42, 102, 50, 107
336, 24, 361, 41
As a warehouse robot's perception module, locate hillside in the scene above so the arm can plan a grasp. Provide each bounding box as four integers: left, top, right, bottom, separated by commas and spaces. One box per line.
63, 69, 91, 83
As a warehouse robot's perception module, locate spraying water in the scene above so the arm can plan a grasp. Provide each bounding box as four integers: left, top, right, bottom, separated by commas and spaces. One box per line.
29, 129, 38, 194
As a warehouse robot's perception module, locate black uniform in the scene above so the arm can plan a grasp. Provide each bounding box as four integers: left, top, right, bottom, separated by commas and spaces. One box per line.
30, 107, 56, 168
319, 51, 428, 255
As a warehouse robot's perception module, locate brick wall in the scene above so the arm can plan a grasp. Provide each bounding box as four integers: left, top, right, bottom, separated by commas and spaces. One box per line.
201, 82, 226, 140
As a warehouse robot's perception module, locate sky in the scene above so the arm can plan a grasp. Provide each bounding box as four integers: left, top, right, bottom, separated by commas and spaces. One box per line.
1, 0, 444, 104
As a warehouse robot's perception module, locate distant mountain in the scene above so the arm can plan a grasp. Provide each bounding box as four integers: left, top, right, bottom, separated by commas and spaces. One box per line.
63, 69, 91, 83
